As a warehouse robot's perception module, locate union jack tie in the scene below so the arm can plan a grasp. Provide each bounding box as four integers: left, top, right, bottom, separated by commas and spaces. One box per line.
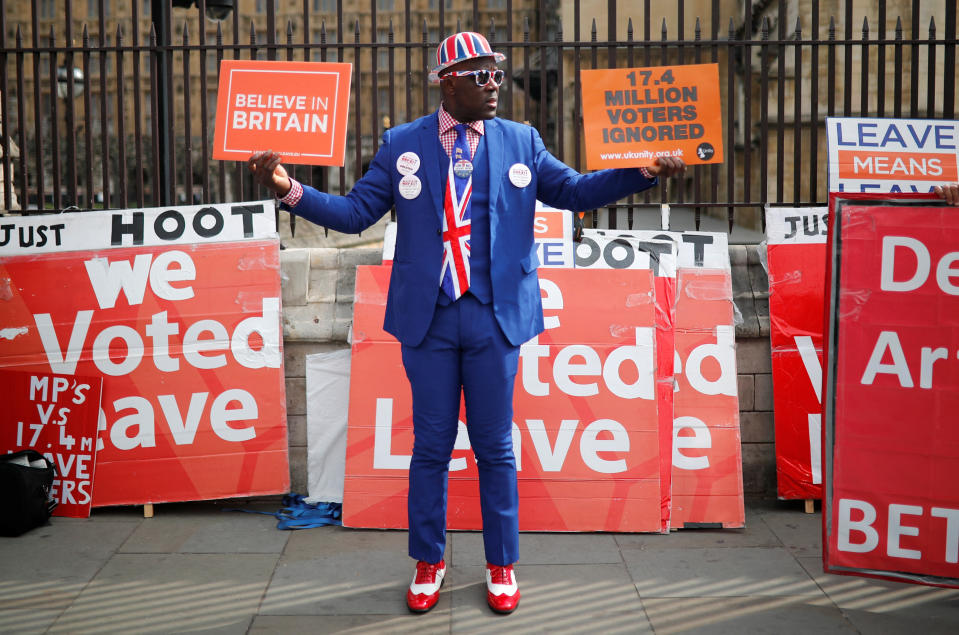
440, 124, 472, 301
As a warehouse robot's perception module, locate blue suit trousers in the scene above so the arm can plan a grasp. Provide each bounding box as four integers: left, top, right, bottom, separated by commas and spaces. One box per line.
401, 293, 521, 567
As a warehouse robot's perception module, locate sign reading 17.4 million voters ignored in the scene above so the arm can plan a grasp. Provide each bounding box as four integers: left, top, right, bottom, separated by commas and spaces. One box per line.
581, 64, 724, 170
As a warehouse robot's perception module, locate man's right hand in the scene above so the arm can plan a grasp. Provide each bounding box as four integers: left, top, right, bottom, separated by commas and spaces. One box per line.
935, 183, 959, 205
248, 150, 292, 198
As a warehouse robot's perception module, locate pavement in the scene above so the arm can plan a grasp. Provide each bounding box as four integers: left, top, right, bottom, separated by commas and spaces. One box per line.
1, 499, 958, 634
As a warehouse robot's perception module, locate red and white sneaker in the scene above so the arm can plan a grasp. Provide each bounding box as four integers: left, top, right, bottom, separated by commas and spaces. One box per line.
406, 560, 446, 613
486, 563, 520, 614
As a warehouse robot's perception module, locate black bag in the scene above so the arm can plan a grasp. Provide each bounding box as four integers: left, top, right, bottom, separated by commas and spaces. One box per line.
0, 450, 58, 537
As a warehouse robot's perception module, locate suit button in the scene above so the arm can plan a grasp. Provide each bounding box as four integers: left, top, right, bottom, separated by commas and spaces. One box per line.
436, 229, 441, 236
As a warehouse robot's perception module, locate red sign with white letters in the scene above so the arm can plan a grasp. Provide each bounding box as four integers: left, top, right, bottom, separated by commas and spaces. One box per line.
823, 194, 959, 587
344, 255, 744, 532
345, 265, 665, 532
0, 203, 289, 506
0, 369, 102, 517
765, 207, 829, 500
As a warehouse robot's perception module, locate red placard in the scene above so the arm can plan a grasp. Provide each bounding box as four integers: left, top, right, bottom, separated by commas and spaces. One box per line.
344, 266, 664, 532
823, 193, 959, 587
669, 268, 744, 528
765, 207, 828, 500
212, 60, 352, 165
0, 369, 103, 517
0, 204, 289, 506
576, 228, 744, 528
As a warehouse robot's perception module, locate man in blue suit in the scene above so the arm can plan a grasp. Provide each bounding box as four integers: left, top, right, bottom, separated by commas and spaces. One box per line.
248, 31, 685, 615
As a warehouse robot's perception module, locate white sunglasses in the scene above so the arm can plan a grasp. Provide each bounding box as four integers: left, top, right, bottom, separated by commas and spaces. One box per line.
442, 69, 506, 87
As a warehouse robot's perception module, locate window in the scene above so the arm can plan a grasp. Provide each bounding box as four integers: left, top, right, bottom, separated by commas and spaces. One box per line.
40, 0, 55, 19
377, 0, 394, 10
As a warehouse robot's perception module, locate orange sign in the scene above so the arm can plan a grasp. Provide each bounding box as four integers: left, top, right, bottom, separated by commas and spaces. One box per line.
581, 64, 724, 169
837, 150, 958, 182
213, 60, 352, 166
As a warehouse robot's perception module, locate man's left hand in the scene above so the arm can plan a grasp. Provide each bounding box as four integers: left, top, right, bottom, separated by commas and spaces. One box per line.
646, 157, 686, 178
935, 183, 959, 205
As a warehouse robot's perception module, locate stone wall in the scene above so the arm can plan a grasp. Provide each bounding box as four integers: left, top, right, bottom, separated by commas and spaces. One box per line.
279, 245, 779, 500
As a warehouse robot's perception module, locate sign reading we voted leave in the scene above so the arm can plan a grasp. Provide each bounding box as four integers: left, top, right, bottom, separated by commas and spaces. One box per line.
581, 64, 724, 170
0, 203, 289, 507
823, 194, 959, 588
213, 60, 352, 165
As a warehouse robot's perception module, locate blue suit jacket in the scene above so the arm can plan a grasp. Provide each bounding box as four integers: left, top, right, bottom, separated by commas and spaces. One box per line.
284, 111, 657, 347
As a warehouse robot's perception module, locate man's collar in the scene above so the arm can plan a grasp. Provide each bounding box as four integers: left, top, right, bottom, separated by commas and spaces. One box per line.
438, 103, 485, 136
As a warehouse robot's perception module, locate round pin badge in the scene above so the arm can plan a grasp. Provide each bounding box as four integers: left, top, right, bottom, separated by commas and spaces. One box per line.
453, 159, 473, 180
398, 174, 422, 199
509, 163, 532, 188
396, 151, 421, 176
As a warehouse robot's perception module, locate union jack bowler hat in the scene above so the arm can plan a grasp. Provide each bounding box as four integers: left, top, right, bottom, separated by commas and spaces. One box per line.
429, 31, 506, 83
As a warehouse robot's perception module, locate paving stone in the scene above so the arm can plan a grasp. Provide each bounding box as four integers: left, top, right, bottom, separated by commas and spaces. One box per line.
451, 530, 622, 566
617, 506, 780, 550
642, 596, 856, 634
450, 563, 651, 634
49, 553, 277, 634
625, 547, 822, 598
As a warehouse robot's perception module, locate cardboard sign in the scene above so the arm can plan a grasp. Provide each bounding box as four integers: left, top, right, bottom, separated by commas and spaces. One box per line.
826, 117, 959, 194
765, 206, 828, 500
213, 60, 352, 165
823, 193, 959, 587
0, 202, 289, 506
0, 369, 103, 517
344, 266, 665, 532
577, 228, 744, 528
581, 64, 724, 169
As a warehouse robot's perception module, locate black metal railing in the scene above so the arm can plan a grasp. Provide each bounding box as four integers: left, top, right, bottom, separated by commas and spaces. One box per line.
0, 0, 956, 235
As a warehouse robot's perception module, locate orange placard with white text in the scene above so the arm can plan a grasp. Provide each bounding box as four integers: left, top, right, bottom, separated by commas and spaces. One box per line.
213, 60, 352, 165
581, 64, 724, 169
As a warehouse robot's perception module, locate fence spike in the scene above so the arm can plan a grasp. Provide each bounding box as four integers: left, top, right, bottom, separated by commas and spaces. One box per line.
183, 20, 189, 44
929, 15, 936, 35
321, 20, 327, 45
216, 22, 222, 46
147, 22, 153, 46
828, 15, 835, 40
525, 16, 531, 40
556, 17, 562, 41
695, 17, 701, 41
761, 16, 769, 40
728, 17, 735, 39
287, 20, 294, 39
489, 17, 496, 43
457, 18, 461, 33
862, 16, 868, 37
116, 22, 123, 44
49, 25, 55, 46
250, 19, 257, 45
795, 16, 801, 38
627, 17, 633, 41
389, 19, 394, 42
895, 16, 902, 39
422, 19, 428, 43
663, 18, 669, 39
590, 18, 596, 41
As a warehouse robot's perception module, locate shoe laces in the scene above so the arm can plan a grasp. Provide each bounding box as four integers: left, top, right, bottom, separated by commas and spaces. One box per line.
488, 564, 513, 585
415, 560, 442, 584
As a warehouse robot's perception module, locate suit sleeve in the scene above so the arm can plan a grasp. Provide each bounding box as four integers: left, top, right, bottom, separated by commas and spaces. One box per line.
279, 131, 395, 234
531, 127, 658, 212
